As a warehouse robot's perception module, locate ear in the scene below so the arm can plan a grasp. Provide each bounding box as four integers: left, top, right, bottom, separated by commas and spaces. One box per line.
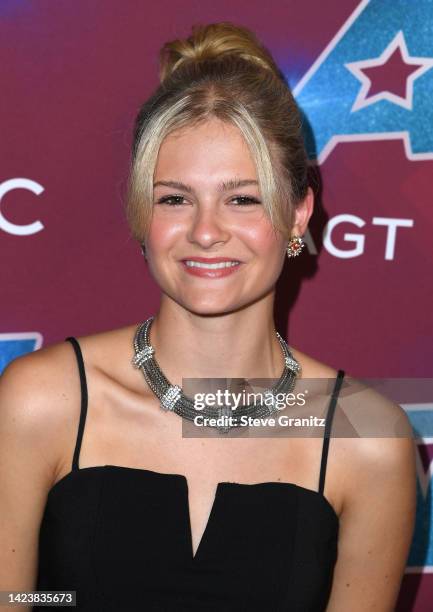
291, 187, 314, 236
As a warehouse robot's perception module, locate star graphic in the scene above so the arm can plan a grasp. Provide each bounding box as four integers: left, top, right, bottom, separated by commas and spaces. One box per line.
345, 30, 433, 112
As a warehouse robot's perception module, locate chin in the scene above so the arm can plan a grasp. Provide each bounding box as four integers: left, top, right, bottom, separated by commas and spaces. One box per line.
178, 299, 246, 317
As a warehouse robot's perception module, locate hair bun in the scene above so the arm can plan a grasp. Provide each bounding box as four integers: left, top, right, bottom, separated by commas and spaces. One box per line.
159, 22, 281, 83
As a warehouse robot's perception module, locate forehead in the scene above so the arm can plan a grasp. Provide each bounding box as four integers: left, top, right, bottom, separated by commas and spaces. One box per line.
154, 118, 257, 180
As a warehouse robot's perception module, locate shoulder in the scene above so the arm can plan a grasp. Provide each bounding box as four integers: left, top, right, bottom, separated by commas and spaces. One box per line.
72, 323, 138, 378
0, 323, 139, 486
322, 380, 416, 609
1, 322, 140, 410
341, 381, 415, 495
0, 339, 83, 485
327, 375, 415, 515
0, 339, 94, 587
289, 345, 415, 498
0, 338, 80, 430
323, 387, 416, 609
289, 345, 412, 441
291, 354, 417, 607
288, 345, 340, 379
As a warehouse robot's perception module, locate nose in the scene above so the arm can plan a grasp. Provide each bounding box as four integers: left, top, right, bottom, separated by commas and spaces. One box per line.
186, 204, 230, 250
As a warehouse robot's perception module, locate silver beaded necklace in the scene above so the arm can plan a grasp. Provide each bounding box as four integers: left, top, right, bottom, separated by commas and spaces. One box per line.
132, 316, 301, 434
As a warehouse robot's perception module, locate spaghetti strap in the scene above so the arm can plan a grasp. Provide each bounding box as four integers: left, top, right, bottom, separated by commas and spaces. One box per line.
318, 369, 345, 496
65, 337, 88, 472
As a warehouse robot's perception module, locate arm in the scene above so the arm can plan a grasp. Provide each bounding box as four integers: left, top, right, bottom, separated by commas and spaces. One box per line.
0, 348, 71, 611
326, 408, 416, 611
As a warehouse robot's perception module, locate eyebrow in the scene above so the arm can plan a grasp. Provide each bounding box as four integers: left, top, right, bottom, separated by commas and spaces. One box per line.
153, 179, 259, 193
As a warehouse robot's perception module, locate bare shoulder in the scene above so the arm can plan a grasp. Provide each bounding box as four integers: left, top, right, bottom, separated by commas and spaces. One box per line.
336, 376, 415, 499
323, 381, 416, 610
289, 344, 412, 439
73, 323, 138, 379
0, 323, 139, 485
289, 346, 415, 504
1, 339, 78, 432
0, 337, 97, 590
0, 338, 84, 486
288, 344, 340, 379
326, 373, 416, 548
289, 349, 417, 608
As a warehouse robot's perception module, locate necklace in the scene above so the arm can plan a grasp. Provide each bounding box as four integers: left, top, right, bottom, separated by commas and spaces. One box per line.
132, 316, 301, 434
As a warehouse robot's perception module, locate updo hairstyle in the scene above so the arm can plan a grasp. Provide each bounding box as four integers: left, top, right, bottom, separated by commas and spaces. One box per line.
126, 22, 310, 243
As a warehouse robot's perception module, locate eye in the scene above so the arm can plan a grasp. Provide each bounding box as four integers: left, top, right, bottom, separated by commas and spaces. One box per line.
155, 195, 186, 206
155, 194, 261, 207
231, 195, 261, 206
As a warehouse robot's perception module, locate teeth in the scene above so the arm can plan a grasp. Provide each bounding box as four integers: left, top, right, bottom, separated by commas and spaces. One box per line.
184, 260, 240, 269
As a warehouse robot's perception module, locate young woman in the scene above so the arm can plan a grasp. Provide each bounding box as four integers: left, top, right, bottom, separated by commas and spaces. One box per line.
0, 22, 416, 612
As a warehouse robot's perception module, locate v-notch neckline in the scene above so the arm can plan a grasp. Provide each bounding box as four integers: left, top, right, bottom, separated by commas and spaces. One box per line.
185, 479, 222, 561
46, 464, 340, 561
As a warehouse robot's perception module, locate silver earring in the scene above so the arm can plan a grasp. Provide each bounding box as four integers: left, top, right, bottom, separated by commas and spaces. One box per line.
140, 243, 147, 259
286, 235, 304, 258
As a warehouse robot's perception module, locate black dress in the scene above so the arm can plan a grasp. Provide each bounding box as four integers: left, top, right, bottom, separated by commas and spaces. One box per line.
34, 336, 345, 611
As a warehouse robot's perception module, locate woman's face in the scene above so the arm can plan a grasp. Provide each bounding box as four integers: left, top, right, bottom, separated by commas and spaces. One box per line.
145, 117, 295, 315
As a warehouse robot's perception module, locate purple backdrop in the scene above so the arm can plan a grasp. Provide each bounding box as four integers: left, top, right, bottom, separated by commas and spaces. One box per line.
1, 1, 432, 608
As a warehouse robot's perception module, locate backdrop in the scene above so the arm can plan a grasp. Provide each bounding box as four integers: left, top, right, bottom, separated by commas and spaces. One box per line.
1, 1, 432, 608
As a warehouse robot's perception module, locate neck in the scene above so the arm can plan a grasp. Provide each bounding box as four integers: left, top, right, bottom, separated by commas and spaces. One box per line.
148, 294, 285, 385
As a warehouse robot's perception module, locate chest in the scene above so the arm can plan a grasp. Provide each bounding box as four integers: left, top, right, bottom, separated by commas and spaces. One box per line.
37, 465, 339, 611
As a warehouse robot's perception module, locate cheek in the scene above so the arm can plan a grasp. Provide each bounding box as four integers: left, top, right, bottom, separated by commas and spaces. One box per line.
146, 217, 182, 252
240, 225, 284, 260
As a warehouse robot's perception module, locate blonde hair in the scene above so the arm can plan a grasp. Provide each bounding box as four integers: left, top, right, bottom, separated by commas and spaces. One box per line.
126, 22, 309, 243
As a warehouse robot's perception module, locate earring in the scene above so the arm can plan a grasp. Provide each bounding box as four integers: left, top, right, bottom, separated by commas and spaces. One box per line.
140, 243, 147, 259
286, 235, 304, 258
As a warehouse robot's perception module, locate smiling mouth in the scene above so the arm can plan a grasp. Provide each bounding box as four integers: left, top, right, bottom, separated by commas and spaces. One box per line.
180, 258, 243, 278
183, 260, 240, 269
